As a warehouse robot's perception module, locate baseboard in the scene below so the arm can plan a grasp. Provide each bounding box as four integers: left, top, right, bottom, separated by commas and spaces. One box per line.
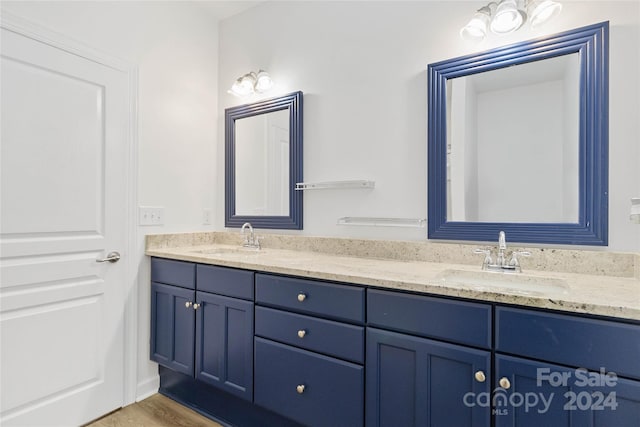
136, 375, 159, 402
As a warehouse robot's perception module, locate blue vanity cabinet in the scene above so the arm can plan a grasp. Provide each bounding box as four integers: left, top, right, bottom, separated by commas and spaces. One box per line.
254, 273, 365, 427
366, 289, 492, 427
495, 306, 640, 427
150, 282, 196, 376
150, 258, 255, 402
150, 258, 196, 376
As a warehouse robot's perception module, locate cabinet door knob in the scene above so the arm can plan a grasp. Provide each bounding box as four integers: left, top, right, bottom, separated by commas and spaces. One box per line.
185, 301, 193, 308
499, 377, 511, 389
297, 329, 306, 338
193, 303, 200, 310
474, 371, 486, 383
296, 384, 305, 394
297, 293, 307, 302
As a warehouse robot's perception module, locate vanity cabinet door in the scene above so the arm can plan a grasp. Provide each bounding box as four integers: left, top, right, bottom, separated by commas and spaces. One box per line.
150, 282, 196, 376
195, 291, 254, 402
495, 355, 640, 427
366, 328, 491, 427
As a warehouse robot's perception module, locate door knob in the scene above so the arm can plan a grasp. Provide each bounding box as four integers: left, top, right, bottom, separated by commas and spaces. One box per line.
96, 251, 121, 263
297, 329, 306, 338
297, 293, 307, 302
296, 384, 305, 394
474, 371, 486, 382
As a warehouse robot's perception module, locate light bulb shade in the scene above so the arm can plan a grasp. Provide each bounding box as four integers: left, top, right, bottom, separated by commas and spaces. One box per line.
255, 70, 274, 93
460, 8, 491, 41
228, 73, 256, 97
491, 0, 526, 34
528, 0, 562, 28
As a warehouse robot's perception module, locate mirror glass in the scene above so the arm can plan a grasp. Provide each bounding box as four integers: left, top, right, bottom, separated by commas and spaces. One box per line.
446, 54, 580, 223
225, 91, 303, 229
235, 109, 290, 216
428, 22, 609, 245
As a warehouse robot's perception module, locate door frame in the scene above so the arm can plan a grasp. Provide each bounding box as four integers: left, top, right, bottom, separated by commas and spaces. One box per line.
1, 11, 140, 407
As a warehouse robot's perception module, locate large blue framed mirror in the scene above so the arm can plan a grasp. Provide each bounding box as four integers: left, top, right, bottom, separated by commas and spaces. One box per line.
225, 91, 303, 229
428, 22, 608, 245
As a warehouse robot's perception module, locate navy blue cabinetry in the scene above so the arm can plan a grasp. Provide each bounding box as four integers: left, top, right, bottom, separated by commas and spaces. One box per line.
254, 273, 365, 427
495, 355, 640, 427
255, 338, 364, 427
150, 258, 640, 427
495, 307, 640, 427
150, 282, 195, 376
366, 289, 492, 427
150, 258, 254, 403
195, 291, 254, 401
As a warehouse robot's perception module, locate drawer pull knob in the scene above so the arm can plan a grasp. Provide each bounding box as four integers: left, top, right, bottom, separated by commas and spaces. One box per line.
296, 384, 305, 394
297, 329, 306, 338
193, 303, 200, 310
499, 377, 511, 389
185, 301, 193, 308
297, 293, 307, 302
474, 371, 486, 383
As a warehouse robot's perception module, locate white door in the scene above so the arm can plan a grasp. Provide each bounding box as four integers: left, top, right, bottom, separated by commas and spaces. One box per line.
0, 22, 130, 426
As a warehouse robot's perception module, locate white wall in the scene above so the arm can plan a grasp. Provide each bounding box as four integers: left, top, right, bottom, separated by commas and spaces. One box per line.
218, 1, 640, 252
1, 0, 220, 400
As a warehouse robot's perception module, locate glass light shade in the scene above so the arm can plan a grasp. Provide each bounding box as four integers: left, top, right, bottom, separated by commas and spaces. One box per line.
460, 10, 491, 41
529, 0, 562, 28
255, 70, 274, 93
491, 0, 525, 34
229, 73, 256, 97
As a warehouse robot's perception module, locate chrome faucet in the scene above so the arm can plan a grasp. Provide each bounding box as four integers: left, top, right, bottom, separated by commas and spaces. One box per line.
474, 231, 530, 273
496, 231, 507, 267
241, 222, 261, 249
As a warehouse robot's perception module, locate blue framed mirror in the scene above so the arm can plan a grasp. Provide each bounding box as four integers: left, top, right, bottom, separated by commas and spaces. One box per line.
225, 91, 303, 229
428, 22, 608, 245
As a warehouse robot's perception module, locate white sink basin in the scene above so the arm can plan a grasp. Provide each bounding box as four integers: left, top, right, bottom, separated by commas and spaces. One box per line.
437, 269, 569, 296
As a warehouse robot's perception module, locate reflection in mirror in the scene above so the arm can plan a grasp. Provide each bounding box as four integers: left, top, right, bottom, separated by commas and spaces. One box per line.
428, 22, 609, 245
235, 109, 290, 216
447, 54, 580, 223
225, 91, 303, 229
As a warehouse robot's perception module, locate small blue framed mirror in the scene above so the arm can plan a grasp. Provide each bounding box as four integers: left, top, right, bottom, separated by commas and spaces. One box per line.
427, 22, 608, 245
225, 91, 303, 229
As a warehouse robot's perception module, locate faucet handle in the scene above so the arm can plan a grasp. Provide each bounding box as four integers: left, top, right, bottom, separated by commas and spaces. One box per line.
508, 250, 531, 271
473, 248, 492, 270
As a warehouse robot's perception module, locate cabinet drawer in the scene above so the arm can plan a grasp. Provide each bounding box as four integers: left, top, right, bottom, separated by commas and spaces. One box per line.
254, 338, 364, 427
151, 258, 195, 289
255, 274, 364, 323
496, 307, 640, 380
367, 289, 491, 348
196, 264, 254, 300
255, 306, 364, 363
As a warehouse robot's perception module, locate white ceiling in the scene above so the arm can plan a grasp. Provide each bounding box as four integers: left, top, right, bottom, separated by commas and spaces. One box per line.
190, 1, 263, 21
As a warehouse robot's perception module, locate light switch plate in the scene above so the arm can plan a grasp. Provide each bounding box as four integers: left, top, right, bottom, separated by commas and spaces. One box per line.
139, 206, 164, 226
203, 208, 212, 225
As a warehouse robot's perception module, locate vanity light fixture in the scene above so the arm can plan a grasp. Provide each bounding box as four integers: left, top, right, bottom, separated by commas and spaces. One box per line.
461, 0, 562, 41
228, 69, 274, 97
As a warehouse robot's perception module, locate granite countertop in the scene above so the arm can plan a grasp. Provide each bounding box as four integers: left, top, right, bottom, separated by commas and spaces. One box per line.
146, 235, 640, 322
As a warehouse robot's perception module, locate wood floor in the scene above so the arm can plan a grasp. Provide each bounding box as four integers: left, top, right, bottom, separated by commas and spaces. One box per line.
86, 394, 223, 427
